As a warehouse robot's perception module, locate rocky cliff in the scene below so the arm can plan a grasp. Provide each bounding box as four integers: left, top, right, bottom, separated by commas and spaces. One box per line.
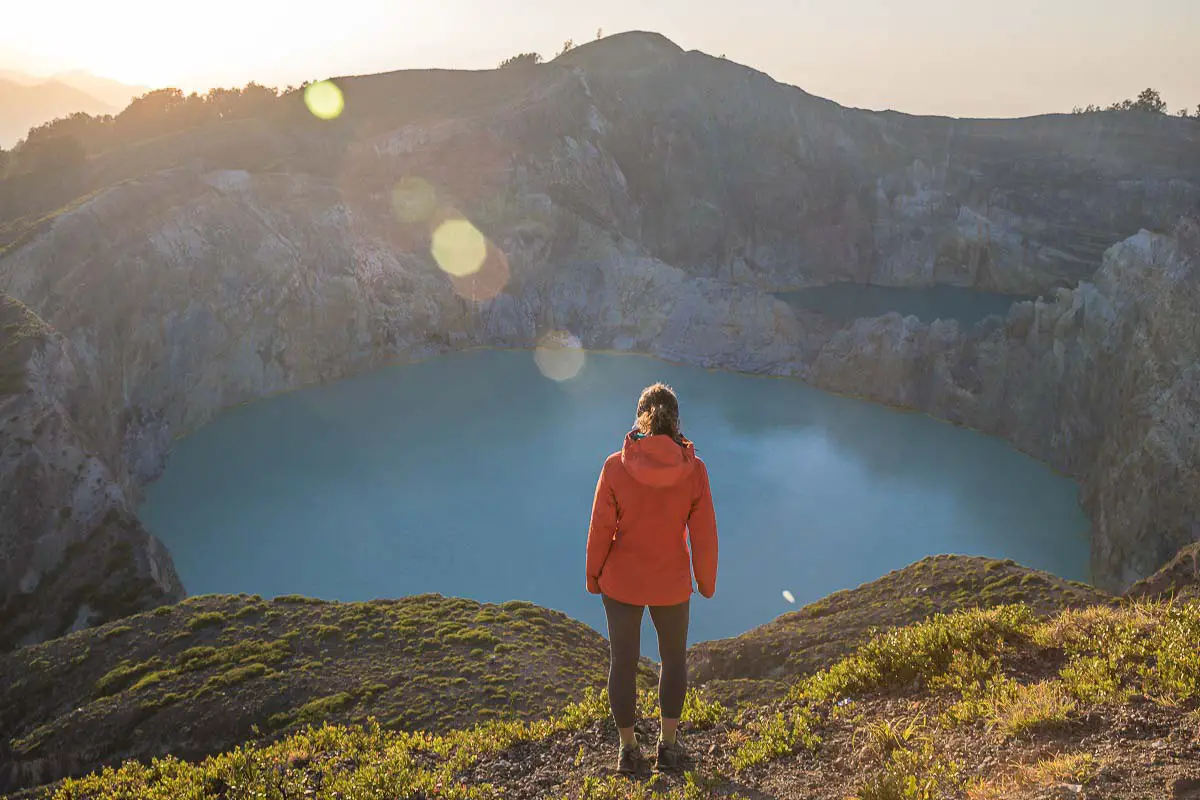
0, 31, 1198, 645
0, 295, 180, 648
804, 221, 1200, 590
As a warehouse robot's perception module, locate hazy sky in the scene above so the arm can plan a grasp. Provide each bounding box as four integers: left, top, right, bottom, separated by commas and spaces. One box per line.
4, 0, 1199, 117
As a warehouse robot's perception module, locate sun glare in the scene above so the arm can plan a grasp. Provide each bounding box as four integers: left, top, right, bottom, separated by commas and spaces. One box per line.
304, 81, 345, 120
430, 219, 487, 277
534, 331, 586, 382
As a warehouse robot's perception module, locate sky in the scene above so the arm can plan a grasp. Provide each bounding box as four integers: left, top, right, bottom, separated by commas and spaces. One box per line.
3, 0, 1199, 118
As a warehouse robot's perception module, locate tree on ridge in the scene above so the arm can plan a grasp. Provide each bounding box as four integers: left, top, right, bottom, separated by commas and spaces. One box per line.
498, 52, 542, 69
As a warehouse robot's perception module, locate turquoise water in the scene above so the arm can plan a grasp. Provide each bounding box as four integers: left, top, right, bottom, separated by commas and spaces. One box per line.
140, 350, 1089, 651
775, 283, 1036, 325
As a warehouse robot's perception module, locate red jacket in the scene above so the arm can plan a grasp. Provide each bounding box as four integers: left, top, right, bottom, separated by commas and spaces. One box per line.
586, 432, 718, 606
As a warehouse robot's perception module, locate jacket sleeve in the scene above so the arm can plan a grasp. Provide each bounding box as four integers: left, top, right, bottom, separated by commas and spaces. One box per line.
687, 460, 718, 598
585, 461, 617, 594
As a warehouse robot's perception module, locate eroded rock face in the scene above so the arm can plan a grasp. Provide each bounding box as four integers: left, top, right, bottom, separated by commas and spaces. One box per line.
583, 49, 1200, 293
0, 296, 182, 648
0, 32, 1197, 645
803, 223, 1200, 591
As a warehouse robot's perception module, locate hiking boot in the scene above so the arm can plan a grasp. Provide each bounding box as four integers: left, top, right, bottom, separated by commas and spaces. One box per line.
655, 738, 688, 772
617, 743, 646, 776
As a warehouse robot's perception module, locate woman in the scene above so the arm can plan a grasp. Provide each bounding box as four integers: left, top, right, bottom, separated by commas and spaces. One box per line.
585, 382, 718, 775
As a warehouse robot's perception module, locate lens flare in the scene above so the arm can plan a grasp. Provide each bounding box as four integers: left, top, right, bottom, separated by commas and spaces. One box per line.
782, 590, 796, 604
391, 177, 438, 223
449, 242, 510, 303
534, 331, 586, 382
304, 81, 345, 120
431, 219, 487, 277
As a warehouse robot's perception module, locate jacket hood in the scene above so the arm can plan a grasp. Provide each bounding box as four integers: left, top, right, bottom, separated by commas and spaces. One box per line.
620, 431, 697, 487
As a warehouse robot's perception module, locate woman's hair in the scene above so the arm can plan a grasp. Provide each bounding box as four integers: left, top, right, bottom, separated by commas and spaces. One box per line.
635, 383, 682, 440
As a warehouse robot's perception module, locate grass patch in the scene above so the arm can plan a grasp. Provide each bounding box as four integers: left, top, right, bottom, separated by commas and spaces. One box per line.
129, 669, 178, 693
967, 752, 1099, 799
794, 606, 1036, 704
308, 624, 340, 640
94, 658, 164, 698
187, 612, 227, 631
730, 707, 820, 771
198, 663, 271, 695
854, 718, 964, 800
1037, 602, 1200, 705
856, 740, 964, 800
987, 680, 1076, 740
681, 689, 729, 729
274, 595, 327, 605
177, 639, 291, 672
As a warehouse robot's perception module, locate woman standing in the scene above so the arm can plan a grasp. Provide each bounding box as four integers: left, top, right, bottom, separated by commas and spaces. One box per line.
585, 382, 719, 775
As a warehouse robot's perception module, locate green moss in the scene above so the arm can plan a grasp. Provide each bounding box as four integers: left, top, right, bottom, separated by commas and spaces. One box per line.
274, 595, 327, 605
198, 663, 271, 695
130, 669, 178, 693
442, 627, 499, 647
308, 624, 340, 640
270, 691, 356, 730
187, 612, 227, 631
95, 658, 165, 697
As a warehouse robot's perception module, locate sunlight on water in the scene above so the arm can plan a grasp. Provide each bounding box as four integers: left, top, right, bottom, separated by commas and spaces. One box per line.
304, 80, 345, 120
431, 218, 487, 276
391, 177, 438, 223
534, 331, 586, 381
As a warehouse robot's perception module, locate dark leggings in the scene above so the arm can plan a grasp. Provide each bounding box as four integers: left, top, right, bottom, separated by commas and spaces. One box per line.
602, 595, 690, 729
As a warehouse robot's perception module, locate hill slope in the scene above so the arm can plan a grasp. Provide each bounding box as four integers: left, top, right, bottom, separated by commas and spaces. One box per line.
689, 555, 1110, 700
25, 599, 1200, 799
0, 593, 654, 794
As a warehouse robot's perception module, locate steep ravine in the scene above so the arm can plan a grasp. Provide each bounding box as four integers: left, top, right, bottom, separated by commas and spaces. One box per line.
1, 32, 1198, 647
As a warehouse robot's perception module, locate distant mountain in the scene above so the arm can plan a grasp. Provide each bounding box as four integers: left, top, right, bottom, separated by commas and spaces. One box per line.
0, 78, 112, 147
52, 70, 148, 109
0, 68, 39, 85
0, 70, 147, 148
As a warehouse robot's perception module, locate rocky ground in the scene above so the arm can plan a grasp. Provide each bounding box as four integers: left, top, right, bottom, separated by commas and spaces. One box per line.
0, 593, 654, 795
461, 688, 1200, 799
3, 553, 1193, 798
11, 554, 1200, 799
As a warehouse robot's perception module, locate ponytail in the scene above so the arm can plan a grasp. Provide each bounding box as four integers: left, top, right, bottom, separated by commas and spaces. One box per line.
634, 383, 682, 442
